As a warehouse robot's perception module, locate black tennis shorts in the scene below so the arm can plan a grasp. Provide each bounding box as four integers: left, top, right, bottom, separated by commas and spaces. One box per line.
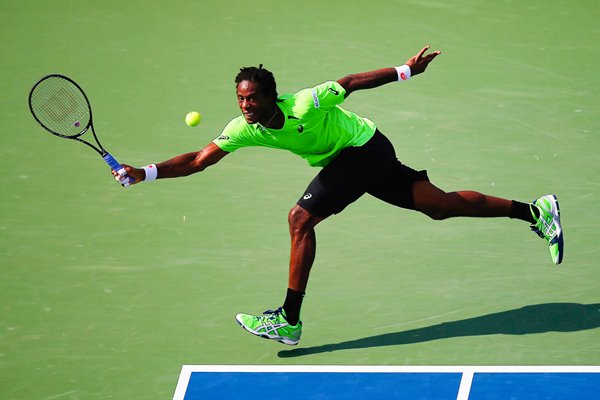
297, 130, 429, 218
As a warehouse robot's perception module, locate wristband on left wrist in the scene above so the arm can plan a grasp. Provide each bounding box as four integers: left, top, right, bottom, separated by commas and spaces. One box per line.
394, 65, 411, 82
142, 164, 157, 181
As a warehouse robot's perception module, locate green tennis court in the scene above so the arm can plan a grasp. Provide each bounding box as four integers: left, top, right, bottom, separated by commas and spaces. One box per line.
1, 0, 599, 398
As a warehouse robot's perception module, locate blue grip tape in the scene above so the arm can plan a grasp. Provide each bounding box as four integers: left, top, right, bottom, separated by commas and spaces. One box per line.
103, 153, 122, 171
103, 152, 135, 186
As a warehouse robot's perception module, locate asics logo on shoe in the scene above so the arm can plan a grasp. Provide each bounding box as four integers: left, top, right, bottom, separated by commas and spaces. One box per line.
256, 322, 289, 335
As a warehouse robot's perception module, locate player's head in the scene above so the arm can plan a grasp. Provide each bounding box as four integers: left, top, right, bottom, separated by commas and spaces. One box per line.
235, 65, 278, 100
235, 65, 279, 124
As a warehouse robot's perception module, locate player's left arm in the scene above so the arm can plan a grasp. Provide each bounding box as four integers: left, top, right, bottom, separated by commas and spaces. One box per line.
337, 45, 441, 98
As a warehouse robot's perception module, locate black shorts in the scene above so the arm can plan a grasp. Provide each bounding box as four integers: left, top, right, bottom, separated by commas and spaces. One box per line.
297, 130, 429, 218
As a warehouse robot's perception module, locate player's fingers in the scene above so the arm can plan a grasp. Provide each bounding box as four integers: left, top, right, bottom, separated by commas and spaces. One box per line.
417, 45, 430, 59
424, 51, 441, 63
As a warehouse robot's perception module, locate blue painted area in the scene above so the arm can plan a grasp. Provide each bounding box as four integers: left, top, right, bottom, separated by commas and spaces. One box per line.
469, 373, 600, 400
183, 372, 462, 400
177, 369, 600, 400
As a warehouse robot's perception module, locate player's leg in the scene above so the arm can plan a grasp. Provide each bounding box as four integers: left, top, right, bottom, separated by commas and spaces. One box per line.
287, 204, 324, 293
369, 163, 563, 264
411, 180, 526, 220
273, 204, 326, 331
234, 206, 336, 345
235, 146, 370, 345
361, 128, 563, 264
281, 143, 381, 322
411, 181, 563, 264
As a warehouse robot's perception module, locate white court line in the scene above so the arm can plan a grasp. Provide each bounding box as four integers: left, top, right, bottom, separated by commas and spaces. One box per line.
172, 366, 193, 400
456, 369, 474, 400
177, 365, 600, 373
173, 365, 600, 400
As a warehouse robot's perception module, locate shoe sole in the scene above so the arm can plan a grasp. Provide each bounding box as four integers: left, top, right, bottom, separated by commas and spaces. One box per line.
550, 195, 564, 264
235, 315, 300, 346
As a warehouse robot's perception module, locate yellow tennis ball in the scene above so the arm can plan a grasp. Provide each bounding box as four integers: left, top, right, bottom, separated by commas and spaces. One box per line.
185, 111, 202, 127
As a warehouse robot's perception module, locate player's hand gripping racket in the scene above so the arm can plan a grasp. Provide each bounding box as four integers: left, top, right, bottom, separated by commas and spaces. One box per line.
28, 74, 135, 187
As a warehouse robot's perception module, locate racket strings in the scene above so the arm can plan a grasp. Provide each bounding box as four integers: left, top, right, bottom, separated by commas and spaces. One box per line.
30, 76, 91, 138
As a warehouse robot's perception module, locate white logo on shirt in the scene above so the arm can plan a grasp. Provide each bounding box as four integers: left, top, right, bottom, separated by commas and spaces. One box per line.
311, 90, 320, 108
303, 193, 312, 200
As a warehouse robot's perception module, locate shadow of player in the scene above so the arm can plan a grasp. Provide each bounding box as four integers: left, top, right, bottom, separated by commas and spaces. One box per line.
278, 302, 600, 358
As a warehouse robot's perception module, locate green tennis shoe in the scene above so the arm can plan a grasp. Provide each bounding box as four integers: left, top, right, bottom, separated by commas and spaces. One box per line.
530, 194, 564, 265
235, 307, 302, 346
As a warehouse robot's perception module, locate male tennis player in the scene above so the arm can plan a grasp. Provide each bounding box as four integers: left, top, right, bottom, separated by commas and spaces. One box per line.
114, 46, 563, 346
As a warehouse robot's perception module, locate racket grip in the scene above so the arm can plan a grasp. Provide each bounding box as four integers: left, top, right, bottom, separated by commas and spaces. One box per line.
103, 152, 135, 187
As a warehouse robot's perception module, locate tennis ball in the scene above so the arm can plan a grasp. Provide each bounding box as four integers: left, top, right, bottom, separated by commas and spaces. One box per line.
185, 111, 202, 127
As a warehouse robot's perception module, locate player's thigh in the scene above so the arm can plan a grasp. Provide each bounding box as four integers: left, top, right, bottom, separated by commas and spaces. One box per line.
298, 130, 400, 217
297, 145, 376, 218
296, 164, 367, 218
367, 162, 430, 210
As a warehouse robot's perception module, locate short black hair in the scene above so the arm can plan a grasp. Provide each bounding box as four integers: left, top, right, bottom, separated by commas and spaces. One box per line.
235, 64, 278, 99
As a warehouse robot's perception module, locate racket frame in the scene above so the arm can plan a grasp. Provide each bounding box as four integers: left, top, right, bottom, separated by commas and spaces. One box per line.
28, 74, 135, 186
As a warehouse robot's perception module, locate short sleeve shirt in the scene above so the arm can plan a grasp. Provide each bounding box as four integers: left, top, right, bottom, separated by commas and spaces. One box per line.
213, 81, 376, 167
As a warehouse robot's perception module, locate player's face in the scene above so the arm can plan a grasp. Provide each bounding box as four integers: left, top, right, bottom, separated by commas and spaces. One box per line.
236, 80, 274, 124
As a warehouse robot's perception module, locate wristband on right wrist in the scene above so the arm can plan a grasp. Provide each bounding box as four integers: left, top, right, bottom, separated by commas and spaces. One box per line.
142, 164, 157, 182
394, 65, 411, 82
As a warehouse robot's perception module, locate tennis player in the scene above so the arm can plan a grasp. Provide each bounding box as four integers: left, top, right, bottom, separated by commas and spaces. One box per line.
114, 46, 564, 346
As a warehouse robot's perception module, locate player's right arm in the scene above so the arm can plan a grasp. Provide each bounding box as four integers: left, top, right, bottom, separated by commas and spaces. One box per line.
114, 142, 229, 184
152, 142, 229, 178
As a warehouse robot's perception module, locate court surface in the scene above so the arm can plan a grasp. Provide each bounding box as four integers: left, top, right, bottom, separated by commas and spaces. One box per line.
174, 366, 600, 400
1, 0, 599, 399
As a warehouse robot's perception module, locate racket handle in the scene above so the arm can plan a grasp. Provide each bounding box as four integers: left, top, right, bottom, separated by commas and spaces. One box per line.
103, 152, 135, 187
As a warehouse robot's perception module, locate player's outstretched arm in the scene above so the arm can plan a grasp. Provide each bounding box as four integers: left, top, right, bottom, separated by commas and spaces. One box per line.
337, 45, 441, 97
112, 142, 229, 185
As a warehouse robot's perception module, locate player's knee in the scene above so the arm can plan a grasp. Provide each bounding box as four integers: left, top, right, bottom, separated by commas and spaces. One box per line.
424, 208, 451, 221
288, 205, 309, 232
419, 199, 455, 220
288, 205, 320, 235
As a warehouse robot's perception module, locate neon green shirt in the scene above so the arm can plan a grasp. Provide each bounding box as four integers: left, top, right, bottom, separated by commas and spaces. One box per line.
213, 81, 377, 167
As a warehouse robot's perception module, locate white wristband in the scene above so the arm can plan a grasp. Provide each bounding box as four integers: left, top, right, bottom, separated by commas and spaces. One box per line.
142, 164, 158, 182
394, 65, 411, 82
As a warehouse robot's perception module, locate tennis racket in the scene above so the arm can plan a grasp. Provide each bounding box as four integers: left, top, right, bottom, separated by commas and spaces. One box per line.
28, 74, 135, 186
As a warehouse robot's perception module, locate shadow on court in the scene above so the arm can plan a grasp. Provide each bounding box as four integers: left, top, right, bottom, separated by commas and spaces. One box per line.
278, 303, 600, 358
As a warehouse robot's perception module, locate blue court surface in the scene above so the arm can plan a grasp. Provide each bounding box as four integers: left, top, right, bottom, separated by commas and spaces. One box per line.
173, 365, 600, 400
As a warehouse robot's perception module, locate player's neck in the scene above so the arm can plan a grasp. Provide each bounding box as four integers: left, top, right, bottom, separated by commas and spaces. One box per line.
263, 104, 283, 129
